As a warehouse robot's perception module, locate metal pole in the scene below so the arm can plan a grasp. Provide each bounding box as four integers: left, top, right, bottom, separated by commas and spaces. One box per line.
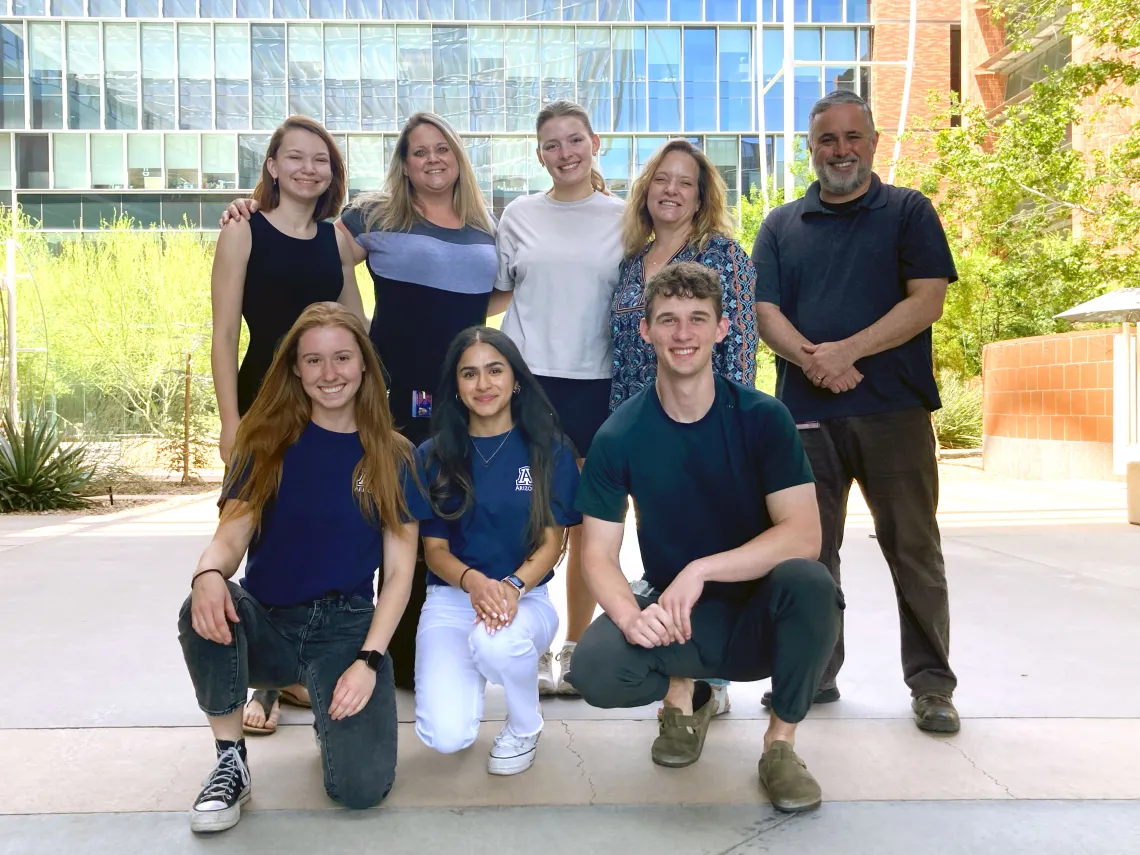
5, 238, 16, 422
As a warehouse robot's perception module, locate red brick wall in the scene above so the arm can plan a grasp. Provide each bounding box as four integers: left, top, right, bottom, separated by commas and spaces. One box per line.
963, 0, 1007, 112
982, 329, 1117, 444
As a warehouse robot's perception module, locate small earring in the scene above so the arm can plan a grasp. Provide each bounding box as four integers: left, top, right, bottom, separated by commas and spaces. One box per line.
513, 384, 521, 395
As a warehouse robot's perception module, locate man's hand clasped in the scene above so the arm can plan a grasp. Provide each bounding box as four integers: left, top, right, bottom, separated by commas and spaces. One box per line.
619, 565, 705, 649
802, 341, 864, 394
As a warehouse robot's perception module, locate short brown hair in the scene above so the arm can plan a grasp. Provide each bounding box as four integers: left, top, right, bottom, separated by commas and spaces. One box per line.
644, 261, 723, 322
252, 116, 346, 222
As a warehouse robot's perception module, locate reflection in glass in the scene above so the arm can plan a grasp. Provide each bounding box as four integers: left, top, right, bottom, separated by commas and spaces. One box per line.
92, 134, 127, 190
541, 28, 575, 105
238, 134, 270, 188
347, 134, 386, 194
122, 195, 161, 229
470, 27, 505, 133
794, 0, 807, 21
13, 1, 47, 15
216, 25, 251, 130
90, 1, 125, 15
491, 0, 525, 17
289, 25, 323, 120
563, 0, 596, 21
647, 28, 680, 132
360, 25, 397, 131
599, 136, 632, 197
382, 0, 417, 16
794, 28, 821, 61
600, 0, 632, 21
178, 25, 212, 130
203, 134, 237, 190
706, 0, 738, 22
764, 79, 783, 132
740, 134, 760, 197
433, 26, 470, 131
526, 0, 559, 21
492, 137, 528, 216
126, 0, 160, 13
53, 0, 86, 13
706, 136, 738, 205
612, 28, 645, 134
859, 28, 871, 61
252, 25, 286, 130
419, 0, 455, 19
504, 28, 538, 132
17, 135, 50, 189
793, 65, 821, 132
635, 135, 666, 171
812, 0, 842, 22
683, 28, 716, 132
847, 0, 869, 23
633, 0, 665, 19
397, 27, 433, 125
578, 28, 611, 132
824, 28, 856, 62
41, 195, 83, 231
127, 133, 162, 189
54, 135, 87, 190
67, 24, 101, 130
311, 0, 347, 16
164, 0, 197, 15
274, 0, 308, 17
670, 0, 700, 21
719, 28, 751, 132
325, 26, 361, 131
105, 25, 138, 130
824, 66, 855, 94
29, 23, 64, 130
201, 0, 236, 14
1, 25, 26, 130
162, 194, 202, 229
166, 134, 199, 190
466, 135, 492, 200
237, 0, 271, 16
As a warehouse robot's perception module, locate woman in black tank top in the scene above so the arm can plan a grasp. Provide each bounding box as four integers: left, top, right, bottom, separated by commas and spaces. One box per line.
210, 116, 365, 734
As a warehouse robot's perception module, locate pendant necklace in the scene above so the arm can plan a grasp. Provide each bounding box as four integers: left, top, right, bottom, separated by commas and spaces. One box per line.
472, 427, 514, 467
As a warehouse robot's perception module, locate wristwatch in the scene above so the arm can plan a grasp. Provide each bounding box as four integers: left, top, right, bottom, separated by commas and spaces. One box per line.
503, 574, 526, 596
356, 649, 385, 671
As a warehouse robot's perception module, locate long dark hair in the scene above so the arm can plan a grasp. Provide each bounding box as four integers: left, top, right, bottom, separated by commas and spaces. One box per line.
427, 326, 573, 557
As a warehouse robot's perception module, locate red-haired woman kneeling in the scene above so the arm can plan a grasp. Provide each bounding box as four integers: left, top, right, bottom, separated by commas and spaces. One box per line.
178, 303, 430, 834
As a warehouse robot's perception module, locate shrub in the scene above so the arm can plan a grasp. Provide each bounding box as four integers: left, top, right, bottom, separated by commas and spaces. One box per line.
933, 370, 983, 450
0, 407, 97, 511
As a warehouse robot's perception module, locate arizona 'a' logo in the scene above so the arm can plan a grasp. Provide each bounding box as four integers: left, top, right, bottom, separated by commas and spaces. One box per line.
515, 466, 533, 491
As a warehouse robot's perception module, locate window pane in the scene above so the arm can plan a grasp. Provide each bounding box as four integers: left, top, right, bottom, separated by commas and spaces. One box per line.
794, 0, 807, 20
562, 0, 595, 21
274, 0, 308, 16
794, 28, 821, 61
122, 195, 160, 228
433, 27, 469, 131
504, 27, 538, 132
847, 0, 869, 23
599, 0, 631, 20
126, 0, 160, 13
53, 134, 86, 189
14, 1, 48, 14
824, 65, 855, 93
17, 135, 50, 188
162, 194, 201, 229
793, 65, 821, 132
1, 25, 26, 130
634, 134, 665, 170
325, 26, 360, 131
824, 28, 855, 62
577, 28, 610, 132
66, 24, 101, 131
740, 134, 760, 196
127, 133, 162, 188
467, 134, 491, 199
612, 28, 645, 133
178, 25, 212, 130
598, 135, 631, 196
141, 24, 175, 129
397, 26, 432, 125
42, 195, 82, 230
670, 0, 700, 20
201, 0, 235, 14
525, 0, 559, 21
470, 27, 504, 133
239, 134, 269, 187
859, 28, 871, 61
492, 136, 528, 216
311, 0, 346, 16
764, 79, 783, 131
420, 0, 455, 18
706, 0, 738, 21
360, 25, 396, 131
203, 134, 237, 188
252, 25, 286, 130
490, 0, 526, 19
812, 0, 841, 21
237, 0, 271, 15
741, 0, 756, 22
164, 0, 197, 15
541, 27, 575, 104
719, 28, 751, 132
683, 28, 715, 132
91, 134, 126, 189
633, 0, 665, 19
288, 25, 323, 120
347, 134, 385, 194
53, 0, 86, 14
90, 1, 124, 16
0, 135, 11, 190
381, 0, 415, 15
104, 25, 138, 130
215, 25, 250, 130
647, 28, 679, 132
348, 0, 385, 14
165, 134, 199, 189
707, 136, 737, 204
29, 23, 64, 130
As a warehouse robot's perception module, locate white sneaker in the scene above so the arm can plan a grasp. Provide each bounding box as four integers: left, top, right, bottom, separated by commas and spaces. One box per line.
537, 649, 557, 697
710, 683, 732, 716
555, 641, 579, 696
488, 725, 540, 776
190, 747, 251, 833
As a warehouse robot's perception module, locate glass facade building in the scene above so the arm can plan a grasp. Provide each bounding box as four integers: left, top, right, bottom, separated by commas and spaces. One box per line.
0, 0, 875, 232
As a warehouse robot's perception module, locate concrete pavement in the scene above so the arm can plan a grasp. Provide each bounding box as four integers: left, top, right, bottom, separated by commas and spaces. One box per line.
1, 464, 1137, 854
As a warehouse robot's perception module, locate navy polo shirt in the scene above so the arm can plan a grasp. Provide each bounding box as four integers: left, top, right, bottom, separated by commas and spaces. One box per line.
418, 431, 582, 587
752, 173, 958, 422
229, 421, 433, 606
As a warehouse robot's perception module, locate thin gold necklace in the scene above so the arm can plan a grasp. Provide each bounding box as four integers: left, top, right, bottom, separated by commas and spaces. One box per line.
472, 427, 514, 467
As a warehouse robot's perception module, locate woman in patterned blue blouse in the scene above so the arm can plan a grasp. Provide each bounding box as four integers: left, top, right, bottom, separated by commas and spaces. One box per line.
610, 139, 759, 413
608, 139, 760, 716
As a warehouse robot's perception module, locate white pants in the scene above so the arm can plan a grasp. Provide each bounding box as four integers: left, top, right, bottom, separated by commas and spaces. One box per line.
414, 583, 559, 754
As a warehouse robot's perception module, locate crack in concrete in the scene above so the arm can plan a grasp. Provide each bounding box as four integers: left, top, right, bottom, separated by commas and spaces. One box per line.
940, 739, 1019, 799
560, 720, 596, 805
710, 812, 800, 854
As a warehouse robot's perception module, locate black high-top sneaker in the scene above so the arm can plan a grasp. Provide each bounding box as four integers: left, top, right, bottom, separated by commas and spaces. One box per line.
190, 745, 251, 833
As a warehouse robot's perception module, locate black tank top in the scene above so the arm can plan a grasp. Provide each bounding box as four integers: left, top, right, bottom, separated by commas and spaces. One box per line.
237, 212, 344, 415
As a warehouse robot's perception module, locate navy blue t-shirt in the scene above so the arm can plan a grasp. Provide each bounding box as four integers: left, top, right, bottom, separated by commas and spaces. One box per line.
418, 431, 582, 587
752, 173, 958, 422
230, 421, 433, 607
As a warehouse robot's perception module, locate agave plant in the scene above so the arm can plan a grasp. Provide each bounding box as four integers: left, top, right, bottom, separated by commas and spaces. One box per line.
0, 407, 96, 512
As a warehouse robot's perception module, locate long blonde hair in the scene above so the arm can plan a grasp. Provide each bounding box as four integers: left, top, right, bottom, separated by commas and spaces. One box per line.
347, 112, 494, 236
225, 302, 414, 535
621, 139, 734, 259
535, 100, 607, 194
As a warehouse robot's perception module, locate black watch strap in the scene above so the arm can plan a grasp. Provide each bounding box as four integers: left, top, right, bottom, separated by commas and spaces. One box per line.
356, 649, 384, 672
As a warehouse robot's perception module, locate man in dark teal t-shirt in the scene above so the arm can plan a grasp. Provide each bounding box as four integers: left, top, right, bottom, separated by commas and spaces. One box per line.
565, 263, 842, 814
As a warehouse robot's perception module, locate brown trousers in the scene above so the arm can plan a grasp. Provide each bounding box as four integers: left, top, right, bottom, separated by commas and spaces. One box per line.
799, 406, 957, 697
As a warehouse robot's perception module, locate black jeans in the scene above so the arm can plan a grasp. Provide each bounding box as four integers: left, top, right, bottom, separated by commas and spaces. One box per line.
566, 559, 842, 724
177, 583, 398, 809
800, 406, 957, 697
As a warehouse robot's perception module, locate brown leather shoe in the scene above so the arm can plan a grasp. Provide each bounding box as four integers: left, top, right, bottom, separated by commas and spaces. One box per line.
912, 692, 960, 733
758, 741, 822, 813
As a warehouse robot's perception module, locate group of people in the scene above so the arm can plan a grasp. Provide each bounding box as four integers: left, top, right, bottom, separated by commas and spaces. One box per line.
179, 89, 960, 835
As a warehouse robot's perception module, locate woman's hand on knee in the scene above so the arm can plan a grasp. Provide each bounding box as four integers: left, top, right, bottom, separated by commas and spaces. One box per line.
467, 572, 509, 627
190, 573, 239, 645
330, 660, 376, 721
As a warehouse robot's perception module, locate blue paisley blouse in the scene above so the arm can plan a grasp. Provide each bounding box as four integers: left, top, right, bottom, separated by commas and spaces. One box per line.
609, 233, 759, 411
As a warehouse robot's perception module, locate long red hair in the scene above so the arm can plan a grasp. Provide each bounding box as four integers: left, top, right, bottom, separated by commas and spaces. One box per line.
224, 302, 413, 534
